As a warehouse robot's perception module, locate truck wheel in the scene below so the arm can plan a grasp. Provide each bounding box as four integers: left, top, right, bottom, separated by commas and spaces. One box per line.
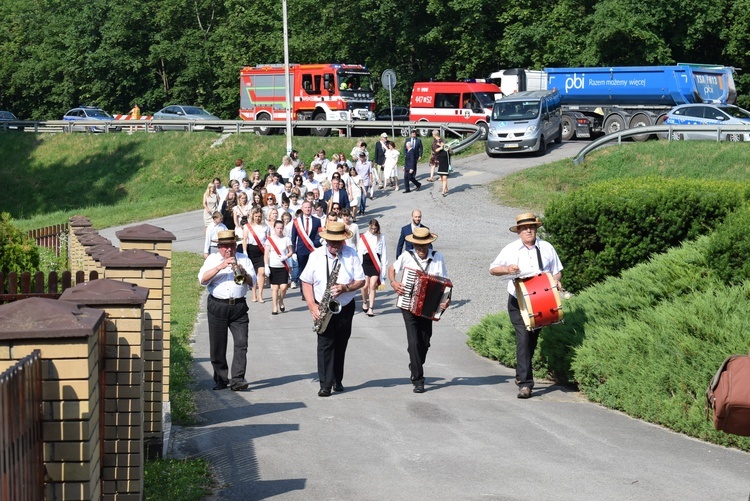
255, 112, 275, 136
312, 113, 330, 137
561, 115, 575, 141
477, 122, 488, 140
604, 115, 625, 135
418, 122, 430, 137
554, 125, 563, 144
536, 136, 547, 156
655, 114, 670, 140
629, 113, 652, 142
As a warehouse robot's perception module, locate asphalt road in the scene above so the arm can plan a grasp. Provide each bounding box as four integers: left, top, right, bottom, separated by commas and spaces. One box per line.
102, 141, 750, 500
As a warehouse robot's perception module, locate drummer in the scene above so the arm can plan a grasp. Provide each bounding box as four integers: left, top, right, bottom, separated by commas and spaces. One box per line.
489, 212, 563, 399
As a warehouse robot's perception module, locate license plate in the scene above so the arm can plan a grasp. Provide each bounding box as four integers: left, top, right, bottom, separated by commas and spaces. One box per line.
503, 144, 519, 149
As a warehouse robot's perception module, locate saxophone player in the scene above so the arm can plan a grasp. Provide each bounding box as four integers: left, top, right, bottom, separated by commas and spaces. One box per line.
300, 221, 365, 397
198, 230, 257, 391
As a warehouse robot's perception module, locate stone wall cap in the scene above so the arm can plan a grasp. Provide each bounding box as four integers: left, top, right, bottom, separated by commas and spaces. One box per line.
69, 216, 92, 227
60, 279, 149, 305
0, 298, 105, 339
79, 234, 112, 246
84, 244, 118, 258
116, 224, 176, 242
99, 249, 168, 268
73, 228, 99, 237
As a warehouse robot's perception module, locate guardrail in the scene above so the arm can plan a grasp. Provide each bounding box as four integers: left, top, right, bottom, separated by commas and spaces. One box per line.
573, 124, 750, 165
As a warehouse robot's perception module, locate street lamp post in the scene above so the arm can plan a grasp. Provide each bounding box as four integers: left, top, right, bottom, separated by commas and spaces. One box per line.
283, 0, 293, 154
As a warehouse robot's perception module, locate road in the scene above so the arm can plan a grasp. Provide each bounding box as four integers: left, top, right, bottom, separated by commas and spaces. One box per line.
103, 141, 750, 500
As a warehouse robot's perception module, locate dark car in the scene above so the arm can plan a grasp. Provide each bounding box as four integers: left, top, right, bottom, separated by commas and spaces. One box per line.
375, 106, 410, 121
153, 105, 222, 131
0, 111, 24, 132
63, 106, 117, 132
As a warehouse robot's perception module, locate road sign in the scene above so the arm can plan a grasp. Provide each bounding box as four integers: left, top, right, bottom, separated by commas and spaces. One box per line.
381, 69, 397, 91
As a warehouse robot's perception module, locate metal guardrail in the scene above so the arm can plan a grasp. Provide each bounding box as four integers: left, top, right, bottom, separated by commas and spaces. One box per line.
573, 124, 750, 165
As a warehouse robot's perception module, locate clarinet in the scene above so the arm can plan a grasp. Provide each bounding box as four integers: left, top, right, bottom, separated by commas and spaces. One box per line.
313, 259, 342, 334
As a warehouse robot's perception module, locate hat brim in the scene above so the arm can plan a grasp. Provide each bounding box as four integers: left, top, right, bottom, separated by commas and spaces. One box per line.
211, 235, 241, 244
509, 221, 543, 233
405, 233, 438, 245
319, 229, 353, 241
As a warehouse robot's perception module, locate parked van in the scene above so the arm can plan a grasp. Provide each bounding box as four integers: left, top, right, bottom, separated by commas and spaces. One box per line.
485, 90, 562, 157
409, 81, 500, 139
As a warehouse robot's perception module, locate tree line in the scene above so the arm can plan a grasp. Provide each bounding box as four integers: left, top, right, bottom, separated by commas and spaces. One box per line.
1, 0, 748, 121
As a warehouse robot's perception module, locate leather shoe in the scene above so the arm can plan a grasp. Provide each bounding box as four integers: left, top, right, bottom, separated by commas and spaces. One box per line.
413, 384, 425, 394
318, 387, 332, 397
231, 380, 250, 391
333, 383, 344, 392
517, 387, 532, 399
213, 382, 228, 391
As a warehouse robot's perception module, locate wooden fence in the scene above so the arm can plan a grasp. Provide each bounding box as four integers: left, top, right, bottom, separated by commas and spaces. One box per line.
27, 223, 68, 257
0, 350, 44, 501
0, 270, 98, 304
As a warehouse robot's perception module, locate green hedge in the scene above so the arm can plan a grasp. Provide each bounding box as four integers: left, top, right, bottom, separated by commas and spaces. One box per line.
706, 205, 750, 286
542, 177, 748, 292
0, 212, 40, 274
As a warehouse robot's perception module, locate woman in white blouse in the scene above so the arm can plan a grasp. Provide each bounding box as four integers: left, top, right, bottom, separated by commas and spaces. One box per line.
357, 219, 388, 316
264, 220, 293, 315
243, 208, 269, 302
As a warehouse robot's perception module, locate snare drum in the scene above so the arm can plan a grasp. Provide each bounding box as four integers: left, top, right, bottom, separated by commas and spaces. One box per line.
514, 272, 563, 331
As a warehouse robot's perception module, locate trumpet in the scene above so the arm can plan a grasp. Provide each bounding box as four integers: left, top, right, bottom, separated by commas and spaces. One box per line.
232, 257, 247, 285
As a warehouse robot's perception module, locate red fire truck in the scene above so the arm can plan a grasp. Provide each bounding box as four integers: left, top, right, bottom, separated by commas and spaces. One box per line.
240, 64, 376, 136
408, 81, 501, 139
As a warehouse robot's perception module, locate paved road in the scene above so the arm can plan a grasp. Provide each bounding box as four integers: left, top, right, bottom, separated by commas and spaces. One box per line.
103, 142, 750, 500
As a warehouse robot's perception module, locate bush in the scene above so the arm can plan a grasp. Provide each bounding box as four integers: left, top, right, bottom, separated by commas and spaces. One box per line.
542, 177, 748, 292
0, 212, 40, 274
705, 205, 750, 286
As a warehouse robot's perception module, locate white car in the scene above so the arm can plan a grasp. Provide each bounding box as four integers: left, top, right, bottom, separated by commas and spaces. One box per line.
664, 104, 750, 141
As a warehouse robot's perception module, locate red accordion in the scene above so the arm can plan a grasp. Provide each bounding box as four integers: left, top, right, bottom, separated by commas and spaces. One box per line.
396, 268, 453, 321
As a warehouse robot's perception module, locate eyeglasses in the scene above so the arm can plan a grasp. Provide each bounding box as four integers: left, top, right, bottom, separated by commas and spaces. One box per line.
519, 226, 537, 232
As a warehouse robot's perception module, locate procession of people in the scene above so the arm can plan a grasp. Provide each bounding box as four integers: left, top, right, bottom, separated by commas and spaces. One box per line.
198, 133, 564, 398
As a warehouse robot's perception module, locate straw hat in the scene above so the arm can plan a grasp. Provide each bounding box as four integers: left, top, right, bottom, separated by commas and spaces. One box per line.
509, 212, 543, 233
405, 226, 438, 245
212, 230, 240, 244
319, 221, 353, 241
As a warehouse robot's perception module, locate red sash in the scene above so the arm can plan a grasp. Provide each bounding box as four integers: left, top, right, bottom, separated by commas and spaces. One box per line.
245, 223, 265, 253
293, 217, 315, 252
360, 233, 382, 285
267, 236, 291, 273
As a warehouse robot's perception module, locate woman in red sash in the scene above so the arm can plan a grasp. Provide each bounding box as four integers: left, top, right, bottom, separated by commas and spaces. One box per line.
357, 219, 388, 317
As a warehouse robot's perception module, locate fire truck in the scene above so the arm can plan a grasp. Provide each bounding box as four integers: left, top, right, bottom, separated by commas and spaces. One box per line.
240, 64, 376, 136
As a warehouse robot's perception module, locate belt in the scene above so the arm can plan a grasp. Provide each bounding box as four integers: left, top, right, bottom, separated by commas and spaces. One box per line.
210, 295, 245, 305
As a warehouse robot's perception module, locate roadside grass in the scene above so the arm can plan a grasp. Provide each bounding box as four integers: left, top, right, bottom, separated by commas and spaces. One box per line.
493, 140, 750, 212
144, 458, 212, 501
3, 131, 481, 231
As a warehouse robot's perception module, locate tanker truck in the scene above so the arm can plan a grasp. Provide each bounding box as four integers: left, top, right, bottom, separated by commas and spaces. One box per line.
488, 64, 737, 141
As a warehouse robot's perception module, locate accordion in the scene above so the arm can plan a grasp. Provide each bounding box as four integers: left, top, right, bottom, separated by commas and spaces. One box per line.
395, 268, 453, 321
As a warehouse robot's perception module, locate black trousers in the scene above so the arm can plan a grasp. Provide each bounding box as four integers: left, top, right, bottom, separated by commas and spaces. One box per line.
403, 168, 421, 191
317, 300, 355, 389
207, 295, 249, 385
508, 295, 540, 389
402, 310, 433, 385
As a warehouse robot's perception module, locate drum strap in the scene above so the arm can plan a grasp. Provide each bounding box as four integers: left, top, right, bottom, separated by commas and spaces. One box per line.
535, 245, 543, 270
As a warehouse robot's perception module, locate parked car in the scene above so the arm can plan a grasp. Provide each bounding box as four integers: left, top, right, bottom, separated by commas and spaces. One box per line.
375, 106, 410, 121
152, 105, 222, 131
0, 111, 24, 132
663, 103, 750, 141
62, 106, 118, 132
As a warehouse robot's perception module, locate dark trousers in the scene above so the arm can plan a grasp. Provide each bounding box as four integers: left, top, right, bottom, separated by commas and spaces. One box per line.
403, 168, 421, 191
508, 296, 540, 389
295, 252, 310, 285
402, 310, 433, 385
207, 295, 249, 385
317, 300, 355, 389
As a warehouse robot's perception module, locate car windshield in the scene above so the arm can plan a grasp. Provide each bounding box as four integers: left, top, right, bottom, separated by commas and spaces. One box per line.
491, 101, 540, 120
182, 106, 211, 116
0, 111, 16, 120
474, 92, 496, 109
86, 109, 111, 118
719, 106, 750, 119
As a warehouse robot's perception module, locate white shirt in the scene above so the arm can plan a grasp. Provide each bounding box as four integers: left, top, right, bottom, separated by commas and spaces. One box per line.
358, 231, 389, 281
245, 223, 269, 248
304, 179, 321, 193
277, 163, 295, 181
203, 222, 227, 254
198, 251, 256, 299
344, 222, 359, 249
230, 167, 247, 184
490, 238, 563, 296
392, 249, 448, 279
299, 244, 365, 306
265, 235, 292, 267
267, 182, 285, 198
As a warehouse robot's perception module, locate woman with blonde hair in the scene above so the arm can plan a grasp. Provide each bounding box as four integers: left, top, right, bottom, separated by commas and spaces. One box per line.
358, 219, 388, 317
233, 191, 252, 251
202, 182, 220, 234
427, 129, 441, 182
244, 207, 268, 302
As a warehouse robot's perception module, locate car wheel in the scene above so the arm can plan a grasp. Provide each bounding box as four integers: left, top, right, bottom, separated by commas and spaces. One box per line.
561, 115, 575, 141
670, 131, 684, 141
725, 133, 744, 142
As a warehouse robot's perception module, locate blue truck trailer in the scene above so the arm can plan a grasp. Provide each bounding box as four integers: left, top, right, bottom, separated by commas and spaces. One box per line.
490, 64, 737, 141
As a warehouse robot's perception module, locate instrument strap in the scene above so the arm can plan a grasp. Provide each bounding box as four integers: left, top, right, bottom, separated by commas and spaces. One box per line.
360, 233, 382, 285
408, 250, 432, 274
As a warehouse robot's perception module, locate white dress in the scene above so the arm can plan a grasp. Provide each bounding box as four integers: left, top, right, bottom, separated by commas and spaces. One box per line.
383, 149, 400, 180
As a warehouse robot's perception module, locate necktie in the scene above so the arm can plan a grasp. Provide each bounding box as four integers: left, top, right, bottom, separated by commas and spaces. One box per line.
305, 217, 309, 233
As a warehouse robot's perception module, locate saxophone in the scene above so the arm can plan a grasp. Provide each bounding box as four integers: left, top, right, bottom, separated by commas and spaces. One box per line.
313, 259, 342, 334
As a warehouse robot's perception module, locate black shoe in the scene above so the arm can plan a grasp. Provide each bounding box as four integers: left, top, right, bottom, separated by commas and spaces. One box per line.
333, 383, 344, 392
318, 387, 332, 397
403, 190, 411, 193
231, 380, 250, 391
213, 382, 228, 391
413, 384, 425, 394
517, 387, 532, 399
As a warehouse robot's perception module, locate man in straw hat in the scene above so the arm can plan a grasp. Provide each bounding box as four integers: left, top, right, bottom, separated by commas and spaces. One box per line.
388, 226, 450, 394
489, 213, 563, 399
198, 230, 257, 391
300, 221, 365, 397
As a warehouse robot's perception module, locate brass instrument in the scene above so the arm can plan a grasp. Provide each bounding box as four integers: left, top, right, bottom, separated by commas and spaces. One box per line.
232, 257, 247, 285
313, 259, 342, 334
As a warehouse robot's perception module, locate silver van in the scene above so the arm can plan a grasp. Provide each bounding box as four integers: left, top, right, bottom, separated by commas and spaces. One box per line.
485, 90, 562, 157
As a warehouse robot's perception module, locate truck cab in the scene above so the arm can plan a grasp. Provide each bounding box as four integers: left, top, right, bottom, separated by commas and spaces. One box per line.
486, 90, 562, 157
